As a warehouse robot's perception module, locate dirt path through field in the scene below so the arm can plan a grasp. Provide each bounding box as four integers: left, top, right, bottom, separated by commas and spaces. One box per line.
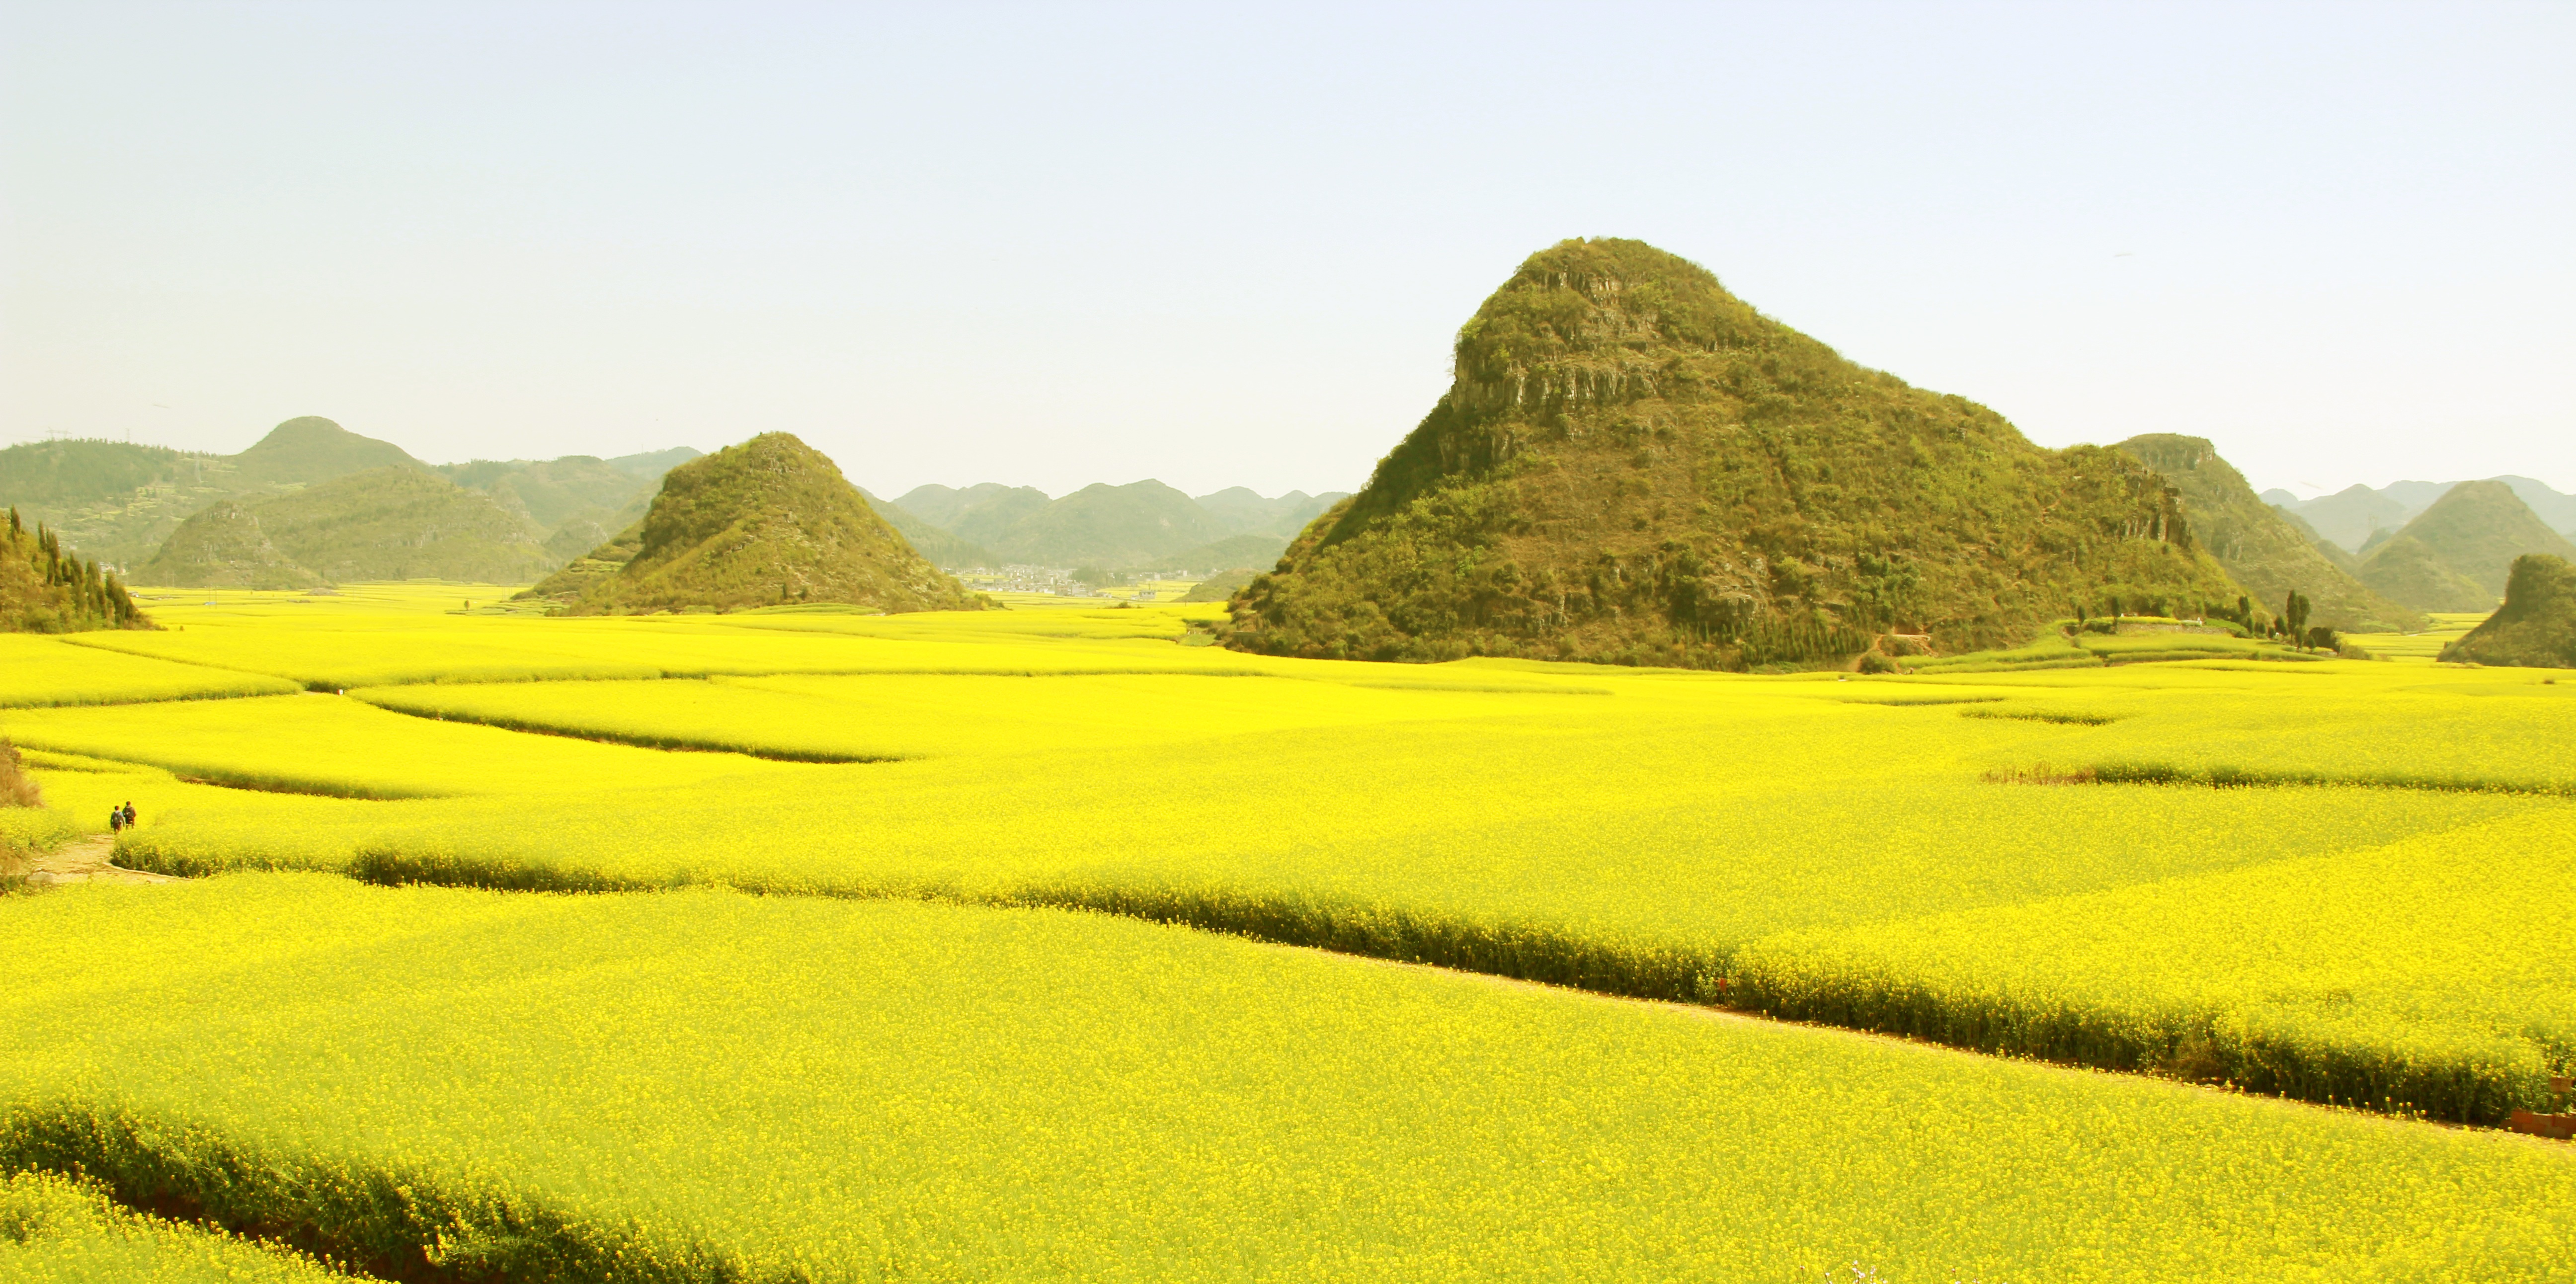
25, 835, 178, 887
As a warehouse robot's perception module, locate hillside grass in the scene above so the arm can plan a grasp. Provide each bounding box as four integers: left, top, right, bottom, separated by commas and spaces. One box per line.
4, 876, 2571, 1283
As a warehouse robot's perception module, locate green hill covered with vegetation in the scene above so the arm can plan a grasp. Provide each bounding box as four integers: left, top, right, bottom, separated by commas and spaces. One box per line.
2357, 480, 2576, 613
226, 416, 424, 487
2439, 554, 2576, 668
2271, 505, 2364, 575
135, 469, 553, 587
0, 439, 187, 507
524, 433, 982, 615
438, 454, 657, 530
1225, 239, 2238, 669
238, 468, 556, 583
0, 417, 425, 570
1, 508, 149, 632
859, 490, 999, 569
1154, 532, 1292, 575
1178, 568, 1258, 602
2116, 435, 2417, 633
0, 420, 702, 575
894, 483, 1052, 547
132, 501, 322, 590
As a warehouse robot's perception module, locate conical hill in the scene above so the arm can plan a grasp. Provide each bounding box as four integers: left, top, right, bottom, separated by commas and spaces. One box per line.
227, 416, 423, 486
523, 433, 983, 615
134, 501, 321, 590
2439, 555, 2576, 668
1226, 239, 2238, 668
2358, 481, 2576, 613
2115, 434, 2419, 632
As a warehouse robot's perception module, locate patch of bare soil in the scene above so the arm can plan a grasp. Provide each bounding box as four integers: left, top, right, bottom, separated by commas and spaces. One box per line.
26, 835, 177, 886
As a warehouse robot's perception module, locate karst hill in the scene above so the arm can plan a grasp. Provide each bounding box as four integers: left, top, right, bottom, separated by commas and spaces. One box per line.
227, 415, 425, 486
521, 433, 983, 615
2355, 480, 2576, 614
2439, 554, 2576, 668
1225, 238, 2237, 668
138, 468, 558, 587
2115, 434, 2419, 633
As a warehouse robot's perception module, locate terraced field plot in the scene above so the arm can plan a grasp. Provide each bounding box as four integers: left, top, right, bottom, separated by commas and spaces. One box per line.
2, 594, 2573, 1277
4, 876, 2571, 1283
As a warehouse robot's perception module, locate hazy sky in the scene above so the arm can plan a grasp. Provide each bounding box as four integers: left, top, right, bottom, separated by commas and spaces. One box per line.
3, 1, 2569, 500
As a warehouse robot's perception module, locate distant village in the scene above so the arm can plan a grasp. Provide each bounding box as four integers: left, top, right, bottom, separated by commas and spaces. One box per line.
955, 564, 1207, 601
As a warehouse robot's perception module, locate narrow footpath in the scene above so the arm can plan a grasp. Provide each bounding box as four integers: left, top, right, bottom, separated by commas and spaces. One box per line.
24, 835, 177, 886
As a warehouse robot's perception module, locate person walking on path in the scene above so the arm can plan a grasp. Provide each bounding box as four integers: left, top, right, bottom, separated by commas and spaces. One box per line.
120, 802, 136, 830
108, 805, 123, 835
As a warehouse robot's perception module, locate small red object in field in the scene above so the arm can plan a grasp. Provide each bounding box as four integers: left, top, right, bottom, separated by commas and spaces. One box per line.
2554, 1076, 2573, 1095
2508, 1110, 2576, 1139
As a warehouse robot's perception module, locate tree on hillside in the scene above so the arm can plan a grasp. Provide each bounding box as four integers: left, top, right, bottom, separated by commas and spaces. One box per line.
4, 506, 148, 633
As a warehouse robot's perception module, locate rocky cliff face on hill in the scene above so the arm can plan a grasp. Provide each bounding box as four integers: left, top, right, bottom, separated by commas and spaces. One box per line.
2356, 481, 2576, 613
522, 433, 982, 615
1225, 238, 2238, 668
2116, 435, 2418, 633
2439, 555, 2576, 668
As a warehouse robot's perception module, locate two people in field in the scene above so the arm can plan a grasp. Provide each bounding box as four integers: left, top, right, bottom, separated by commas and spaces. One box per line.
106, 801, 135, 834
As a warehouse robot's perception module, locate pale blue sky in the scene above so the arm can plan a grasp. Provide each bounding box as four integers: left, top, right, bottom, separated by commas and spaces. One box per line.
3, 1, 2569, 498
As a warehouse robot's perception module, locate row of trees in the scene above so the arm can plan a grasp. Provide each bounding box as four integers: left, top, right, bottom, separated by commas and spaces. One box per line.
2212, 587, 2337, 652
2083, 588, 2339, 653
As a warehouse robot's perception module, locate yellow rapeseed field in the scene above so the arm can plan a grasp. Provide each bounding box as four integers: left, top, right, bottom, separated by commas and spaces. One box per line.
0, 1169, 343, 1283
3, 875, 2570, 1282
4, 590, 2575, 1276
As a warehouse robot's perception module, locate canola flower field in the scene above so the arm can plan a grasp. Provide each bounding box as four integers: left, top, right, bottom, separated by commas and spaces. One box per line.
0, 1169, 342, 1284
2, 583, 2573, 1279
6, 875, 2574, 1283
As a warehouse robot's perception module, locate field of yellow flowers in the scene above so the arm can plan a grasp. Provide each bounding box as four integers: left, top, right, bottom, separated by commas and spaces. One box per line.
3, 585, 2573, 1278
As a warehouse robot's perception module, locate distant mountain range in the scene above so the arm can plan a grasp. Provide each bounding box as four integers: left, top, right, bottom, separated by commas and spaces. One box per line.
2343, 481, 2576, 613
0, 418, 1349, 585
2263, 478, 2576, 553
877, 481, 1347, 571
138, 467, 560, 588
0, 418, 700, 576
